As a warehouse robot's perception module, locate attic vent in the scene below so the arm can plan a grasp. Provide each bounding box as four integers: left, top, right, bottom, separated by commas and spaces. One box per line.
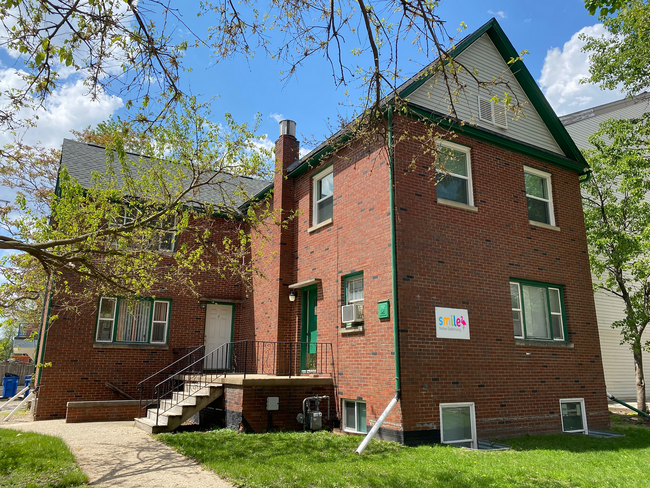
477, 95, 508, 129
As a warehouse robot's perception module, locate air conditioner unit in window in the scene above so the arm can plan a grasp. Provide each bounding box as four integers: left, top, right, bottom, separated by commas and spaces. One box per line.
342, 304, 364, 324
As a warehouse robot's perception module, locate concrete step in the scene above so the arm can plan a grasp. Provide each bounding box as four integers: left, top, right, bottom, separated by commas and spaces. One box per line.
146, 406, 183, 424
135, 385, 223, 434
160, 397, 197, 409
134, 417, 172, 434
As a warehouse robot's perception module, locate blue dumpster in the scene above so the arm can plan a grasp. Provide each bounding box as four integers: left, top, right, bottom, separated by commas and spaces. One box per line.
24, 375, 32, 398
2, 373, 19, 398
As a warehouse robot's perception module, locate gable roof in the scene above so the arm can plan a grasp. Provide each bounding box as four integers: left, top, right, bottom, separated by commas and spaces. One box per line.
560, 92, 650, 149
289, 18, 588, 177
59, 139, 272, 210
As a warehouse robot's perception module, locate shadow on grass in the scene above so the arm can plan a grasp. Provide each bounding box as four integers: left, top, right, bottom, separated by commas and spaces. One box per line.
506, 425, 650, 454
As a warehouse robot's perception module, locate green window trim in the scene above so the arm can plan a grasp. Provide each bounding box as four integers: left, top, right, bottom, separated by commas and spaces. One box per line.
510, 279, 567, 342
95, 296, 172, 345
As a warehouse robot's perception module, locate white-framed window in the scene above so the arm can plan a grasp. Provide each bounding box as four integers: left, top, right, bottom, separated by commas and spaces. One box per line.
440, 402, 477, 449
436, 141, 474, 206
95, 297, 171, 344
346, 275, 364, 306
96, 297, 117, 342
477, 95, 508, 129
150, 301, 171, 344
312, 166, 333, 225
524, 166, 555, 226
510, 281, 565, 341
560, 398, 588, 434
342, 399, 367, 433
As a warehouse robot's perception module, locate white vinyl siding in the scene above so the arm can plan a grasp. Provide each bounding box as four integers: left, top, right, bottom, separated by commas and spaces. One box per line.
408, 33, 565, 156
563, 101, 649, 149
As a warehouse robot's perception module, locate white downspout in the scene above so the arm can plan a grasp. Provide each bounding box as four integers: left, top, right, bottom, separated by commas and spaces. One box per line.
356, 392, 399, 455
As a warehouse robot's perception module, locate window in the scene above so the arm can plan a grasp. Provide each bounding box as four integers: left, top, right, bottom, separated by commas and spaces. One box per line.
113, 206, 176, 252
477, 95, 507, 128
342, 399, 367, 433
343, 273, 364, 326
560, 399, 588, 434
510, 281, 565, 341
524, 167, 555, 226
440, 402, 477, 449
436, 141, 474, 206
95, 297, 171, 344
313, 166, 333, 225
346, 274, 364, 306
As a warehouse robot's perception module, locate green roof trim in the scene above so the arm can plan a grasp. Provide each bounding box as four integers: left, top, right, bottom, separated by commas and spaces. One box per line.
407, 104, 587, 173
289, 17, 588, 178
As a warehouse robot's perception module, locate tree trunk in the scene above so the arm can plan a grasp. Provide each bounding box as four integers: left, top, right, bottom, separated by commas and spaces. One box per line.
632, 343, 648, 414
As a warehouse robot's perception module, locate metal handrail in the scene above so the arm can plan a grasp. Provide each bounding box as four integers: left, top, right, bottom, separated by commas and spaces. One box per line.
137, 345, 204, 417
148, 340, 334, 426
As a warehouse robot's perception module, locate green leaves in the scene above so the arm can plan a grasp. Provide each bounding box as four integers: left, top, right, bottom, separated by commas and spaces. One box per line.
581, 0, 650, 95
582, 113, 650, 387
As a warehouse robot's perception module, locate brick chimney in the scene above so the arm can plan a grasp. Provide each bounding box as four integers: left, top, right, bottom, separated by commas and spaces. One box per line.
274, 120, 299, 343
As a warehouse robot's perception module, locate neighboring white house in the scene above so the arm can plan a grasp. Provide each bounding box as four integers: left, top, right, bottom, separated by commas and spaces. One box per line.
561, 93, 650, 399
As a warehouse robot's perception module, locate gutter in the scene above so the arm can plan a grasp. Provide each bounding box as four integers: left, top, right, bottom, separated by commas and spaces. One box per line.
357, 106, 402, 454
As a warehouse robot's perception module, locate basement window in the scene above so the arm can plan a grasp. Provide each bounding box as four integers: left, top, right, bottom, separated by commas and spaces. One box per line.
342, 399, 367, 434
95, 297, 171, 344
560, 398, 588, 434
440, 402, 477, 449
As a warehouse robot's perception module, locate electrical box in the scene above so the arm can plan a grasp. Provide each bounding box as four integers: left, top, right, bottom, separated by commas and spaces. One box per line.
378, 300, 390, 319
306, 410, 323, 430
266, 397, 279, 411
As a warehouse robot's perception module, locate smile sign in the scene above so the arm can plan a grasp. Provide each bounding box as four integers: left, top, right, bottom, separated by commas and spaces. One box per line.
435, 307, 470, 340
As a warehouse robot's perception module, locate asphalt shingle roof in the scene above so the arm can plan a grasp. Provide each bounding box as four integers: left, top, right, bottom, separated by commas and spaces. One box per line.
60, 139, 272, 209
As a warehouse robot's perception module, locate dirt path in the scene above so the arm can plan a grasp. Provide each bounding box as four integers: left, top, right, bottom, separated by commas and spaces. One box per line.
1, 420, 233, 488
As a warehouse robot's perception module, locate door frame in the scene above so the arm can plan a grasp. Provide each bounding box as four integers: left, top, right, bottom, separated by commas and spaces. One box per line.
300, 285, 318, 371
203, 302, 236, 369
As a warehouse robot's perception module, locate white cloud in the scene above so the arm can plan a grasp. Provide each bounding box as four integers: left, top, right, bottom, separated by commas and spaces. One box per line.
538, 24, 622, 116
0, 68, 123, 149
488, 10, 507, 19
269, 113, 284, 123
524, 18, 532, 23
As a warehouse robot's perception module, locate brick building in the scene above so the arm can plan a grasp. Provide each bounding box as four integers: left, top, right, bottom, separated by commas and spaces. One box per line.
33, 18, 609, 445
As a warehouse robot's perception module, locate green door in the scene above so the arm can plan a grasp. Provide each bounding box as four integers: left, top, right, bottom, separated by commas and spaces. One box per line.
301, 286, 318, 371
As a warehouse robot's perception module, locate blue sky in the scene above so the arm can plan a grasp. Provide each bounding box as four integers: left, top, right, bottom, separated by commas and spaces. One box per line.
0, 0, 622, 156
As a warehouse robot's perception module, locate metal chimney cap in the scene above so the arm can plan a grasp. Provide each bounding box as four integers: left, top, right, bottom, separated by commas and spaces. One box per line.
279, 120, 296, 137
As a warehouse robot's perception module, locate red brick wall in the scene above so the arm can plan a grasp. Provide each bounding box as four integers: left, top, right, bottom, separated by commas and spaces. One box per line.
35, 217, 251, 420
66, 400, 141, 423
392, 116, 609, 439
241, 384, 335, 433
288, 141, 402, 434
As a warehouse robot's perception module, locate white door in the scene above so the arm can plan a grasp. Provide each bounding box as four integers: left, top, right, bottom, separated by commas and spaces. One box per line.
204, 304, 233, 369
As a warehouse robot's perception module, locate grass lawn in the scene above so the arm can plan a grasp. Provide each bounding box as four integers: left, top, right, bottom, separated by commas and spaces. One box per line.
158, 415, 650, 488
0, 428, 88, 488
